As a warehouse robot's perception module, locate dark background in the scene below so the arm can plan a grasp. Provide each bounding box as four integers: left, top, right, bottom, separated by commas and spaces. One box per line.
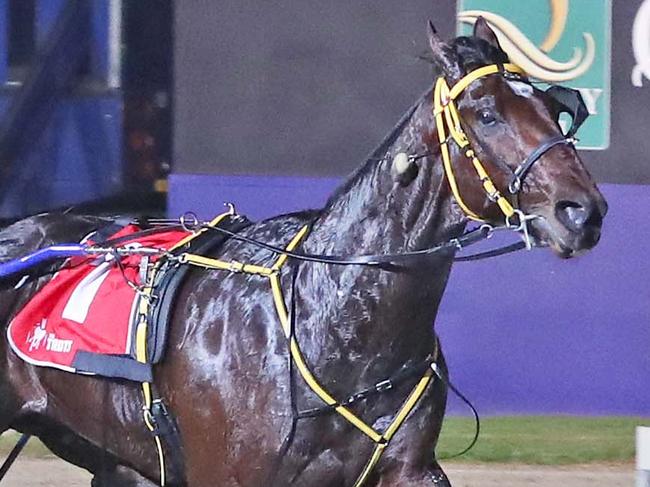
173, 1, 650, 184
173, 1, 456, 178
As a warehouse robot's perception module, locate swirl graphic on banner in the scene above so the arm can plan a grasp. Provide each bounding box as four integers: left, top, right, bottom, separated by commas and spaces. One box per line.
458, 0, 595, 82
632, 0, 650, 87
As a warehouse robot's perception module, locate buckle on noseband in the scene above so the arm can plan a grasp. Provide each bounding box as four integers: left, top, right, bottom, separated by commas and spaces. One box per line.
508, 172, 524, 195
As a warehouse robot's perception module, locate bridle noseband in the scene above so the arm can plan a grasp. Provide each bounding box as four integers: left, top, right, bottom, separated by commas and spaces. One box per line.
433, 63, 589, 244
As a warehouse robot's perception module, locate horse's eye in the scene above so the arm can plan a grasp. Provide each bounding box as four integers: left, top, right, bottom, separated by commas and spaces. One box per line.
477, 108, 497, 125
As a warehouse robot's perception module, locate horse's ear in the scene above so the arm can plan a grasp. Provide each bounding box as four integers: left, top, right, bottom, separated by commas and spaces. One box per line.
473, 16, 502, 50
427, 20, 461, 80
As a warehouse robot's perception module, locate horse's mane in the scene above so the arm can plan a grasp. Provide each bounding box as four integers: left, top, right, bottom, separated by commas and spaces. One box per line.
321, 92, 425, 210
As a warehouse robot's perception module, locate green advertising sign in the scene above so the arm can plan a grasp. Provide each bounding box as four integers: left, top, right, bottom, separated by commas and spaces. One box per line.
457, 0, 612, 150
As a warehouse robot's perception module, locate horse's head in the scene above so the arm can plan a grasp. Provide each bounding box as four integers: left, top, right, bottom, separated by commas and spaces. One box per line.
425, 18, 607, 258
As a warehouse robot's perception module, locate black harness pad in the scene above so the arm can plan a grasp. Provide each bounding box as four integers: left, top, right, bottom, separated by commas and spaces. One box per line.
146, 215, 252, 364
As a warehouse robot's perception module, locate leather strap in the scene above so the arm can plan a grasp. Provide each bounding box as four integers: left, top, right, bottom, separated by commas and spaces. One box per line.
508, 135, 573, 194
202, 224, 492, 270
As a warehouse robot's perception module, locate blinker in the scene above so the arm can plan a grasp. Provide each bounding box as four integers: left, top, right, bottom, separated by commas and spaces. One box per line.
545, 85, 589, 138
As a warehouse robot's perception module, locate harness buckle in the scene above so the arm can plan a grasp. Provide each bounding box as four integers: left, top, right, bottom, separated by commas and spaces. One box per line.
479, 224, 494, 239
142, 407, 159, 434
152, 398, 169, 415
506, 210, 538, 250
430, 362, 443, 380
449, 238, 463, 251
508, 177, 522, 194
375, 379, 393, 393
505, 210, 523, 231
508, 164, 526, 194
138, 256, 150, 285
486, 190, 501, 203
503, 70, 523, 81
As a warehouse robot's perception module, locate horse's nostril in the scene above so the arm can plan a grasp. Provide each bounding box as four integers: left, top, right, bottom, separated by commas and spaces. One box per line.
555, 200, 601, 232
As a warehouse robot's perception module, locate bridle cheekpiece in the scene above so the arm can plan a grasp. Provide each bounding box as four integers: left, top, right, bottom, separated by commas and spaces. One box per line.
433, 62, 588, 248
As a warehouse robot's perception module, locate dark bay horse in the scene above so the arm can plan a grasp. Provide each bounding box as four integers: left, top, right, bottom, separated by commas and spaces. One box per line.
0, 19, 606, 487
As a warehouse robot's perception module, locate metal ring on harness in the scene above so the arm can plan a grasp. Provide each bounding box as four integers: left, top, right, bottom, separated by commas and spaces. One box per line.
180, 212, 200, 232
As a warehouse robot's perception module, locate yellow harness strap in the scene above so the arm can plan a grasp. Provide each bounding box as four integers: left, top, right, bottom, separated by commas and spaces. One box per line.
180, 224, 438, 487
435, 63, 523, 222
270, 230, 438, 487
135, 282, 167, 485
352, 361, 437, 487
134, 209, 235, 486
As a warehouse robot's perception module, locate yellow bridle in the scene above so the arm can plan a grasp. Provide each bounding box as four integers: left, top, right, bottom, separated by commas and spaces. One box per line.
434, 63, 524, 222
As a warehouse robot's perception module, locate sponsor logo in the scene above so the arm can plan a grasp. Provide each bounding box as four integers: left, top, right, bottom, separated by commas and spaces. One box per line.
632, 0, 650, 87
26, 319, 47, 351
458, 0, 612, 150
25, 318, 73, 354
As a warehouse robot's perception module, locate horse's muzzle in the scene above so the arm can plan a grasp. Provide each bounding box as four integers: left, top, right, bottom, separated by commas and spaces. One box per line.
546, 193, 608, 257
527, 190, 607, 258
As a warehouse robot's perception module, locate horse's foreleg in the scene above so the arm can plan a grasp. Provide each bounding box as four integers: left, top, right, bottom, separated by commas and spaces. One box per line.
0, 381, 22, 434
91, 465, 162, 487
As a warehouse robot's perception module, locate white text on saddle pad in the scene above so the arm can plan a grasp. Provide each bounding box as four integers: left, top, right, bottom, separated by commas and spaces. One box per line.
45, 334, 73, 353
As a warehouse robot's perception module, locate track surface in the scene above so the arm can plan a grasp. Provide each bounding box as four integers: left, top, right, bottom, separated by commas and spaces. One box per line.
1, 457, 635, 486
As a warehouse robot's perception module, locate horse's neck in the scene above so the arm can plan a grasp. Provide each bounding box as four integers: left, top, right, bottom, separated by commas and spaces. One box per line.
298, 94, 465, 375
311, 94, 463, 256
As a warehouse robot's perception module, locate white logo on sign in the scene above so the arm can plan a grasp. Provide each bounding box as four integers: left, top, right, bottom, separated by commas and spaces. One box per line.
458, 0, 596, 82
632, 0, 650, 87
26, 319, 47, 351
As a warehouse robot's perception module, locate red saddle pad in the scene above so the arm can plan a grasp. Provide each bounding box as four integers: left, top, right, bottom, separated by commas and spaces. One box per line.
7, 224, 190, 373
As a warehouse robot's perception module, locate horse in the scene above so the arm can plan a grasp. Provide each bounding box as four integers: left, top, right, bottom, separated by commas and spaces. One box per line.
0, 18, 607, 487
